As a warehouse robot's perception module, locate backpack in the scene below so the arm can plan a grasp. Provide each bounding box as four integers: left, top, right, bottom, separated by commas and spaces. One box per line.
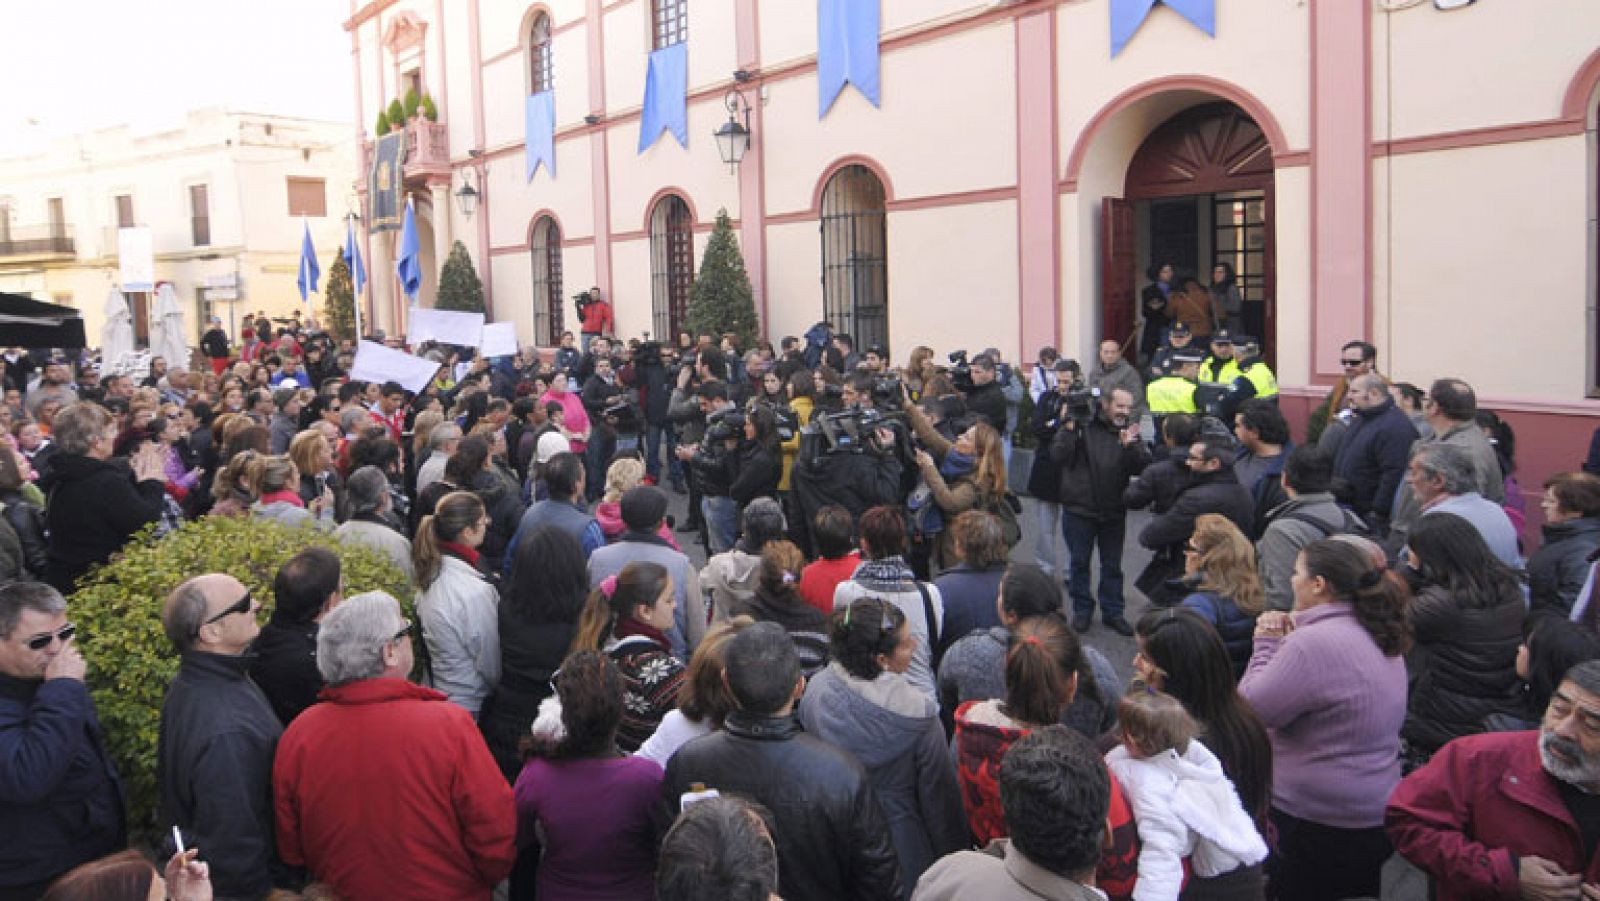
1276, 506, 1371, 540
983, 490, 1024, 548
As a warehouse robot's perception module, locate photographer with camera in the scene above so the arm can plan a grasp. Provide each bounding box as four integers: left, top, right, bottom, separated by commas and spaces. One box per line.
954, 352, 1007, 437
675, 382, 741, 552
575, 287, 612, 353
1026, 359, 1083, 576
632, 340, 678, 490
903, 391, 1010, 575
580, 356, 630, 501
1049, 386, 1151, 635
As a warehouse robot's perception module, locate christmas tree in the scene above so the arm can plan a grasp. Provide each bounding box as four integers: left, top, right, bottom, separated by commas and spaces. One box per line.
323, 249, 356, 340
687, 209, 759, 348
436, 240, 486, 313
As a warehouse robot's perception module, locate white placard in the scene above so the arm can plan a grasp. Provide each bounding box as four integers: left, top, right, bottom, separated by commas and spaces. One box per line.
407, 307, 484, 348
349, 340, 442, 394
481, 322, 519, 358
118, 227, 154, 292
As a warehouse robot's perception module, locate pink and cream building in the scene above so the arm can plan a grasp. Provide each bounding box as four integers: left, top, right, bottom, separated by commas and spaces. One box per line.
345, 0, 1600, 512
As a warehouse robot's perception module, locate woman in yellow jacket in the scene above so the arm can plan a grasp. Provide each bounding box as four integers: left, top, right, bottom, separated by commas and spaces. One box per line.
777, 370, 815, 493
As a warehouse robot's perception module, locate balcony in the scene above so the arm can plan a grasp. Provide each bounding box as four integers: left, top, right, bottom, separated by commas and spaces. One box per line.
0, 224, 75, 262
362, 119, 452, 189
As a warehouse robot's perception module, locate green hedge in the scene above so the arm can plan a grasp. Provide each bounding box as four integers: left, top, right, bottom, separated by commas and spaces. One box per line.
71, 516, 415, 839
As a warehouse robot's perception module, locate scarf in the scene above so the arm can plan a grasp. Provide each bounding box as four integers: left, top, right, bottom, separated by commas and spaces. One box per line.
939, 449, 975, 481
614, 615, 670, 650
439, 541, 481, 568
911, 449, 975, 536
258, 489, 304, 508
852, 556, 917, 593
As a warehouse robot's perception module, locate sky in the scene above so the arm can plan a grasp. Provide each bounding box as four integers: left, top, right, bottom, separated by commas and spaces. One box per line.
0, 0, 355, 158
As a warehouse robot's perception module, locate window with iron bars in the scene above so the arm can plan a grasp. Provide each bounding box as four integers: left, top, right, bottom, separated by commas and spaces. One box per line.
820, 166, 889, 354
649, 195, 694, 341
529, 13, 554, 94
652, 0, 687, 49
531, 217, 564, 346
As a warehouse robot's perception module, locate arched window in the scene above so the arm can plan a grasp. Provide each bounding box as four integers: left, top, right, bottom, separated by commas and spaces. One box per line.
652, 0, 687, 50
820, 165, 889, 352
528, 12, 553, 94
530, 217, 563, 346
649, 195, 694, 340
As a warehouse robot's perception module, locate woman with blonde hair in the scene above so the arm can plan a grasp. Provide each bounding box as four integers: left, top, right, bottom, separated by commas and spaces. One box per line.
570, 561, 685, 753
208, 449, 258, 518
247, 453, 334, 528
905, 396, 1008, 573
414, 490, 501, 717
1178, 513, 1265, 677
633, 616, 753, 767
289, 429, 341, 509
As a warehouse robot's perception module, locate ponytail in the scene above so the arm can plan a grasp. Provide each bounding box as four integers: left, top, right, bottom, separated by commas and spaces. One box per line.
569, 563, 671, 654
413, 491, 485, 590
1001, 616, 1081, 727
1301, 538, 1412, 656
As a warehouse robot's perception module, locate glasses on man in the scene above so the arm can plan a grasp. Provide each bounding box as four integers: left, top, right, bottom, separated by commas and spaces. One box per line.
1339, 359, 1366, 368
203, 591, 255, 626
25, 623, 76, 651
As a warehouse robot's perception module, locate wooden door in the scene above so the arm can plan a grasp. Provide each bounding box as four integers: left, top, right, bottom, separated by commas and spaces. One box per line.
1101, 197, 1137, 349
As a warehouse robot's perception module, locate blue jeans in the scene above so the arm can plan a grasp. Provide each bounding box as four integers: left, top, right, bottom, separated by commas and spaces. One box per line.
644, 423, 681, 483
702, 495, 740, 554
1062, 511, 1126, 618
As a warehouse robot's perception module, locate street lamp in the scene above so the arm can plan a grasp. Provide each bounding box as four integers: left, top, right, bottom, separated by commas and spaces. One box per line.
714, 90, 752, 170
455, 175, 480, 217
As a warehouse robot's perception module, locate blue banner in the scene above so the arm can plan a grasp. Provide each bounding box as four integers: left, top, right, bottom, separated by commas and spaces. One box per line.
344, 219, 367, 299
526, 91, 556, 180
1111, 0, 1215, 57
396, 201, 421, 301
297, 221, 320, 305
818, 0, 881, 117
638, 43, 689, 153
369, 132, 407, 233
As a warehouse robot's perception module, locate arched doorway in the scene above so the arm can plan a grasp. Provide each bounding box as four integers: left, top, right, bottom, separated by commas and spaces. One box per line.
648, 194, 694, 340
1104, 102, 1276, 362
530, 216, 563, 345
819, 165, 888, 352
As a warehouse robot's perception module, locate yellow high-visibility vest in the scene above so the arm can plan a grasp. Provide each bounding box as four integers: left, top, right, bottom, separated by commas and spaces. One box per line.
1200, 357, 1241, 385
1147, 376, 1199, 414
1243, 361, 1279, 399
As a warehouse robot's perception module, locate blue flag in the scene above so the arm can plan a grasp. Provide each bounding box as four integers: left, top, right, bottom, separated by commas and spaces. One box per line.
297, 221, 320, 305
344, 218, 367, 298
1111, 0, 1215, 57
526, 91, 556, 180
638, 43, 689, 153
818, 0, 881, 117
396, 200, 422, 301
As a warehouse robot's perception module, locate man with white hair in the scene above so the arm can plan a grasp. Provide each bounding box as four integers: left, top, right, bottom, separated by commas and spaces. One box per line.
273, 591, 515, 900
1389, 660, 1600, 898
415, 422, 462, 495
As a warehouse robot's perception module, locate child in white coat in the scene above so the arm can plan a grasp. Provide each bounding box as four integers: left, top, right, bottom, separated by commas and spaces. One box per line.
1105, 689, 1268, 901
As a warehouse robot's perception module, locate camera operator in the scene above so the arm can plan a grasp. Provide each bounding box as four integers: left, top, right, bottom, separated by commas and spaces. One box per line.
581, 356, 629, 500
576, 286, 612, 353
676, 386, 754, 554
841, 371, 879, 412
1026, 358, 1083, 576
1049, 386, 1151, 636
959, 353, 1007, 437
790, 409, 906, 552
632, 341, 677, 489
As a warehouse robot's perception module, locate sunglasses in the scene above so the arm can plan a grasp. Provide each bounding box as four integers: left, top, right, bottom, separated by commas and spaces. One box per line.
203, 591, 255, 626
1339, 359, 1366, 368
25, 623, 75, 651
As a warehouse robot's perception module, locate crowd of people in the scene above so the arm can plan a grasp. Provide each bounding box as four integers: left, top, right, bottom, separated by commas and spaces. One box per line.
3, 298, 1600, 901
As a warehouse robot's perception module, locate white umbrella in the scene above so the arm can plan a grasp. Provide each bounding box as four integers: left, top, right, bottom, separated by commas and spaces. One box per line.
150, 283, 189, 370
100, 288, 134, 371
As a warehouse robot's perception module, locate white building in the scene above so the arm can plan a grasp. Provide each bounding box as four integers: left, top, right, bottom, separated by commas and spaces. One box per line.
0, 107, 359, 351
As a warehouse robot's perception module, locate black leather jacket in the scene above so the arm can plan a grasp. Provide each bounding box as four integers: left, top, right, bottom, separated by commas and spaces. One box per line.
1049, 413, 1151, 521
0, 490, 46, 578
663, 712, 904, 901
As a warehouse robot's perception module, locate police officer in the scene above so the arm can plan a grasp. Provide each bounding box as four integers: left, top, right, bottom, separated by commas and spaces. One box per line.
1146, 348, 1205, 438
1146, 321, 1197, 380
1199, 330, 1242, 385
1210, 337, 1279, 423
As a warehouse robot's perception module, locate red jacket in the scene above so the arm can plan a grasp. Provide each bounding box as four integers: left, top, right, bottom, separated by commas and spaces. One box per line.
579, 299, 613, 335
273, 678, 516, 900
1387, 729, 1600, 899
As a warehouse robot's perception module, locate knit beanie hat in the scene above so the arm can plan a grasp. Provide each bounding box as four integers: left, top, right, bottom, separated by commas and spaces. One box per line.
620, 485, 669, 532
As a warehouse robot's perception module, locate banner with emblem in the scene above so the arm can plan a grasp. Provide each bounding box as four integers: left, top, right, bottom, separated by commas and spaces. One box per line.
369, 132, 408, 233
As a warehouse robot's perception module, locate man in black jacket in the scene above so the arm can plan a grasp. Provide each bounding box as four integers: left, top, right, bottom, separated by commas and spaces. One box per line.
961, 353, 1008, 436
1139, 435, 1256, 552
250, 549, 342, 726
0, 583, 125, 899
1332, 373, 1419, 531
1050, 387, 1151, 635
159, 574, 284, 899
663, 622, 903, 901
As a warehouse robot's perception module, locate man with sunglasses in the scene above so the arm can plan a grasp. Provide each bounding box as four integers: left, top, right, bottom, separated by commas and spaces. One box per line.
1307, 340, 1379, 450
0, 582, 125, 900
157, 574, 284, 899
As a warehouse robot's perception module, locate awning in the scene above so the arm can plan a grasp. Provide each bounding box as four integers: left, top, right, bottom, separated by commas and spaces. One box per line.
0, 292, 87, 348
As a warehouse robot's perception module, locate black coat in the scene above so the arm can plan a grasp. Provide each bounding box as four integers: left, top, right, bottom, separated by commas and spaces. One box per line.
480, 599, 577, 783
0, 490, 47, 578
729, 442, 782, 505
1332, 398, 1418, 519
0, 673, 125, 893
962, 381, 1007, 436
1403, 584, 1525, 753
248, 618, 323, 727
1123, 451, 1192, 516
1025, 394, 1066, 502
1139, 466, 1256, 550
1528, 517, 1600, 615
157, 652, 283, 898
663, 713, 904, 901
1049, 414, 1152, 521
40, 453, 165, 593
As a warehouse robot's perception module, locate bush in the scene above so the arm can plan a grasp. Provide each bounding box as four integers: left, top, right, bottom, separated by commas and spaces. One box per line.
436, 240, 486, 313
403, 88, 422, 120
375, 109, 390, 137
386, 98, 405, 129
420, 93, 438, 122
686, 209, 759, 350
324, 251, 356, 341
71, 516, 415, 840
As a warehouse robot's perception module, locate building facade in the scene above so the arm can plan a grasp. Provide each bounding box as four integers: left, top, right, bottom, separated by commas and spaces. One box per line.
0, 108, 358, 349
345, 0, 1600, 521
